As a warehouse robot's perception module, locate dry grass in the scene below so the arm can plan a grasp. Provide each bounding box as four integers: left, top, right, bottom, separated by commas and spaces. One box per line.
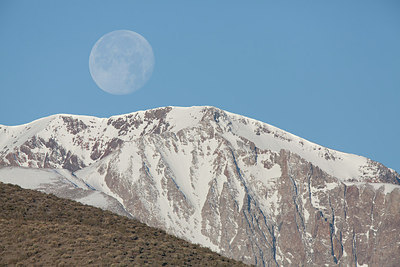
0, 182, 247, 266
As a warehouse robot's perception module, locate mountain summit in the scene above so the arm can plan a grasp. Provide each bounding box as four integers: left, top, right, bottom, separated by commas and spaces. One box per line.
1, 106, 399, 266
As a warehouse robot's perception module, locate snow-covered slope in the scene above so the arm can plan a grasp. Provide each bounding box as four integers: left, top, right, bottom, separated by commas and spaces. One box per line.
0, 106, 397, 183
0, 167, 131, 217
1, 106, 399, 266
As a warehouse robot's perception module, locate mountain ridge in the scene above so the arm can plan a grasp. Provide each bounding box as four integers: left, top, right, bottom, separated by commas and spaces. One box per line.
1, 105, 396, 172
1, 105, 399, 265
1, 105, 398, 181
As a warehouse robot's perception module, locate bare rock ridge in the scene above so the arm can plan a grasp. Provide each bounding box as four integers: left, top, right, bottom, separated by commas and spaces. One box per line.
0, 106, 399, 266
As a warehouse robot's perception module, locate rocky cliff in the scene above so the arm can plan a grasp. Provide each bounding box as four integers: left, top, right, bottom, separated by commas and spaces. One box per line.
1, 106, 399, 266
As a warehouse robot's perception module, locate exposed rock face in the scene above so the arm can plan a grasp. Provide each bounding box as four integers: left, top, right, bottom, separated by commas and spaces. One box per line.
0, 106, 399, 266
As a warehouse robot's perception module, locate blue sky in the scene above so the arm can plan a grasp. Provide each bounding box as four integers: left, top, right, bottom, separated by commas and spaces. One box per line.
0, 1, 399, 172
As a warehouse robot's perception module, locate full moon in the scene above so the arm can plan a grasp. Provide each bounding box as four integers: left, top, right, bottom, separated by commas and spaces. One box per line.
89, 30, 154, 95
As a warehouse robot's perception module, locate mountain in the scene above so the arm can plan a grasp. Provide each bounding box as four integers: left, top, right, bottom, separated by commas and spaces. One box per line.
1, 106, 399, 266
0, 182, 246, 266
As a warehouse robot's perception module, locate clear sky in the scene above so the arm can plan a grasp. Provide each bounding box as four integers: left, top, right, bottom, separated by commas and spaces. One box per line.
0, 1, 399, 172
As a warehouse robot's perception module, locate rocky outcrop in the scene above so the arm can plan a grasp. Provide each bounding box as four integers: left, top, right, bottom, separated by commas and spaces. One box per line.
0, 106, 399, 266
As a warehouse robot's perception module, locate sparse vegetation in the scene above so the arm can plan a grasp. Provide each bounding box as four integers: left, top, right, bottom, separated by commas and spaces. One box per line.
0, 182, 247, 266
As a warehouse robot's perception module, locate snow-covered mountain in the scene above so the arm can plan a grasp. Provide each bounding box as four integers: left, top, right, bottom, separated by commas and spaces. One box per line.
1, 106, 399, 266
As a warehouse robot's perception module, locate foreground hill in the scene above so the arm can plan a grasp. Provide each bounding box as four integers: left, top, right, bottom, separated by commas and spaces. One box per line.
0, 182, 246, 266
1, 106, 399, 265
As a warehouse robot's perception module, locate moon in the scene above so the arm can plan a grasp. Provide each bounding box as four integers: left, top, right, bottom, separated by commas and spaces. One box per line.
89, 30, 154, 95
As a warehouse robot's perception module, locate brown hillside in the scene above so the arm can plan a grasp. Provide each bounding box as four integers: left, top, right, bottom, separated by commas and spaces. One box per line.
0, 182, 248, 266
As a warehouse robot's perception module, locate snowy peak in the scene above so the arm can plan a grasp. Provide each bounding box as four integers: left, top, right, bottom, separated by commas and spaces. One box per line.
1, 105, 400, 266
0, 106, 398, 184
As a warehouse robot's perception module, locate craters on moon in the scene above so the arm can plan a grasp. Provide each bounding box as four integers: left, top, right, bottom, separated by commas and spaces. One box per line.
89, 30, 155, 95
